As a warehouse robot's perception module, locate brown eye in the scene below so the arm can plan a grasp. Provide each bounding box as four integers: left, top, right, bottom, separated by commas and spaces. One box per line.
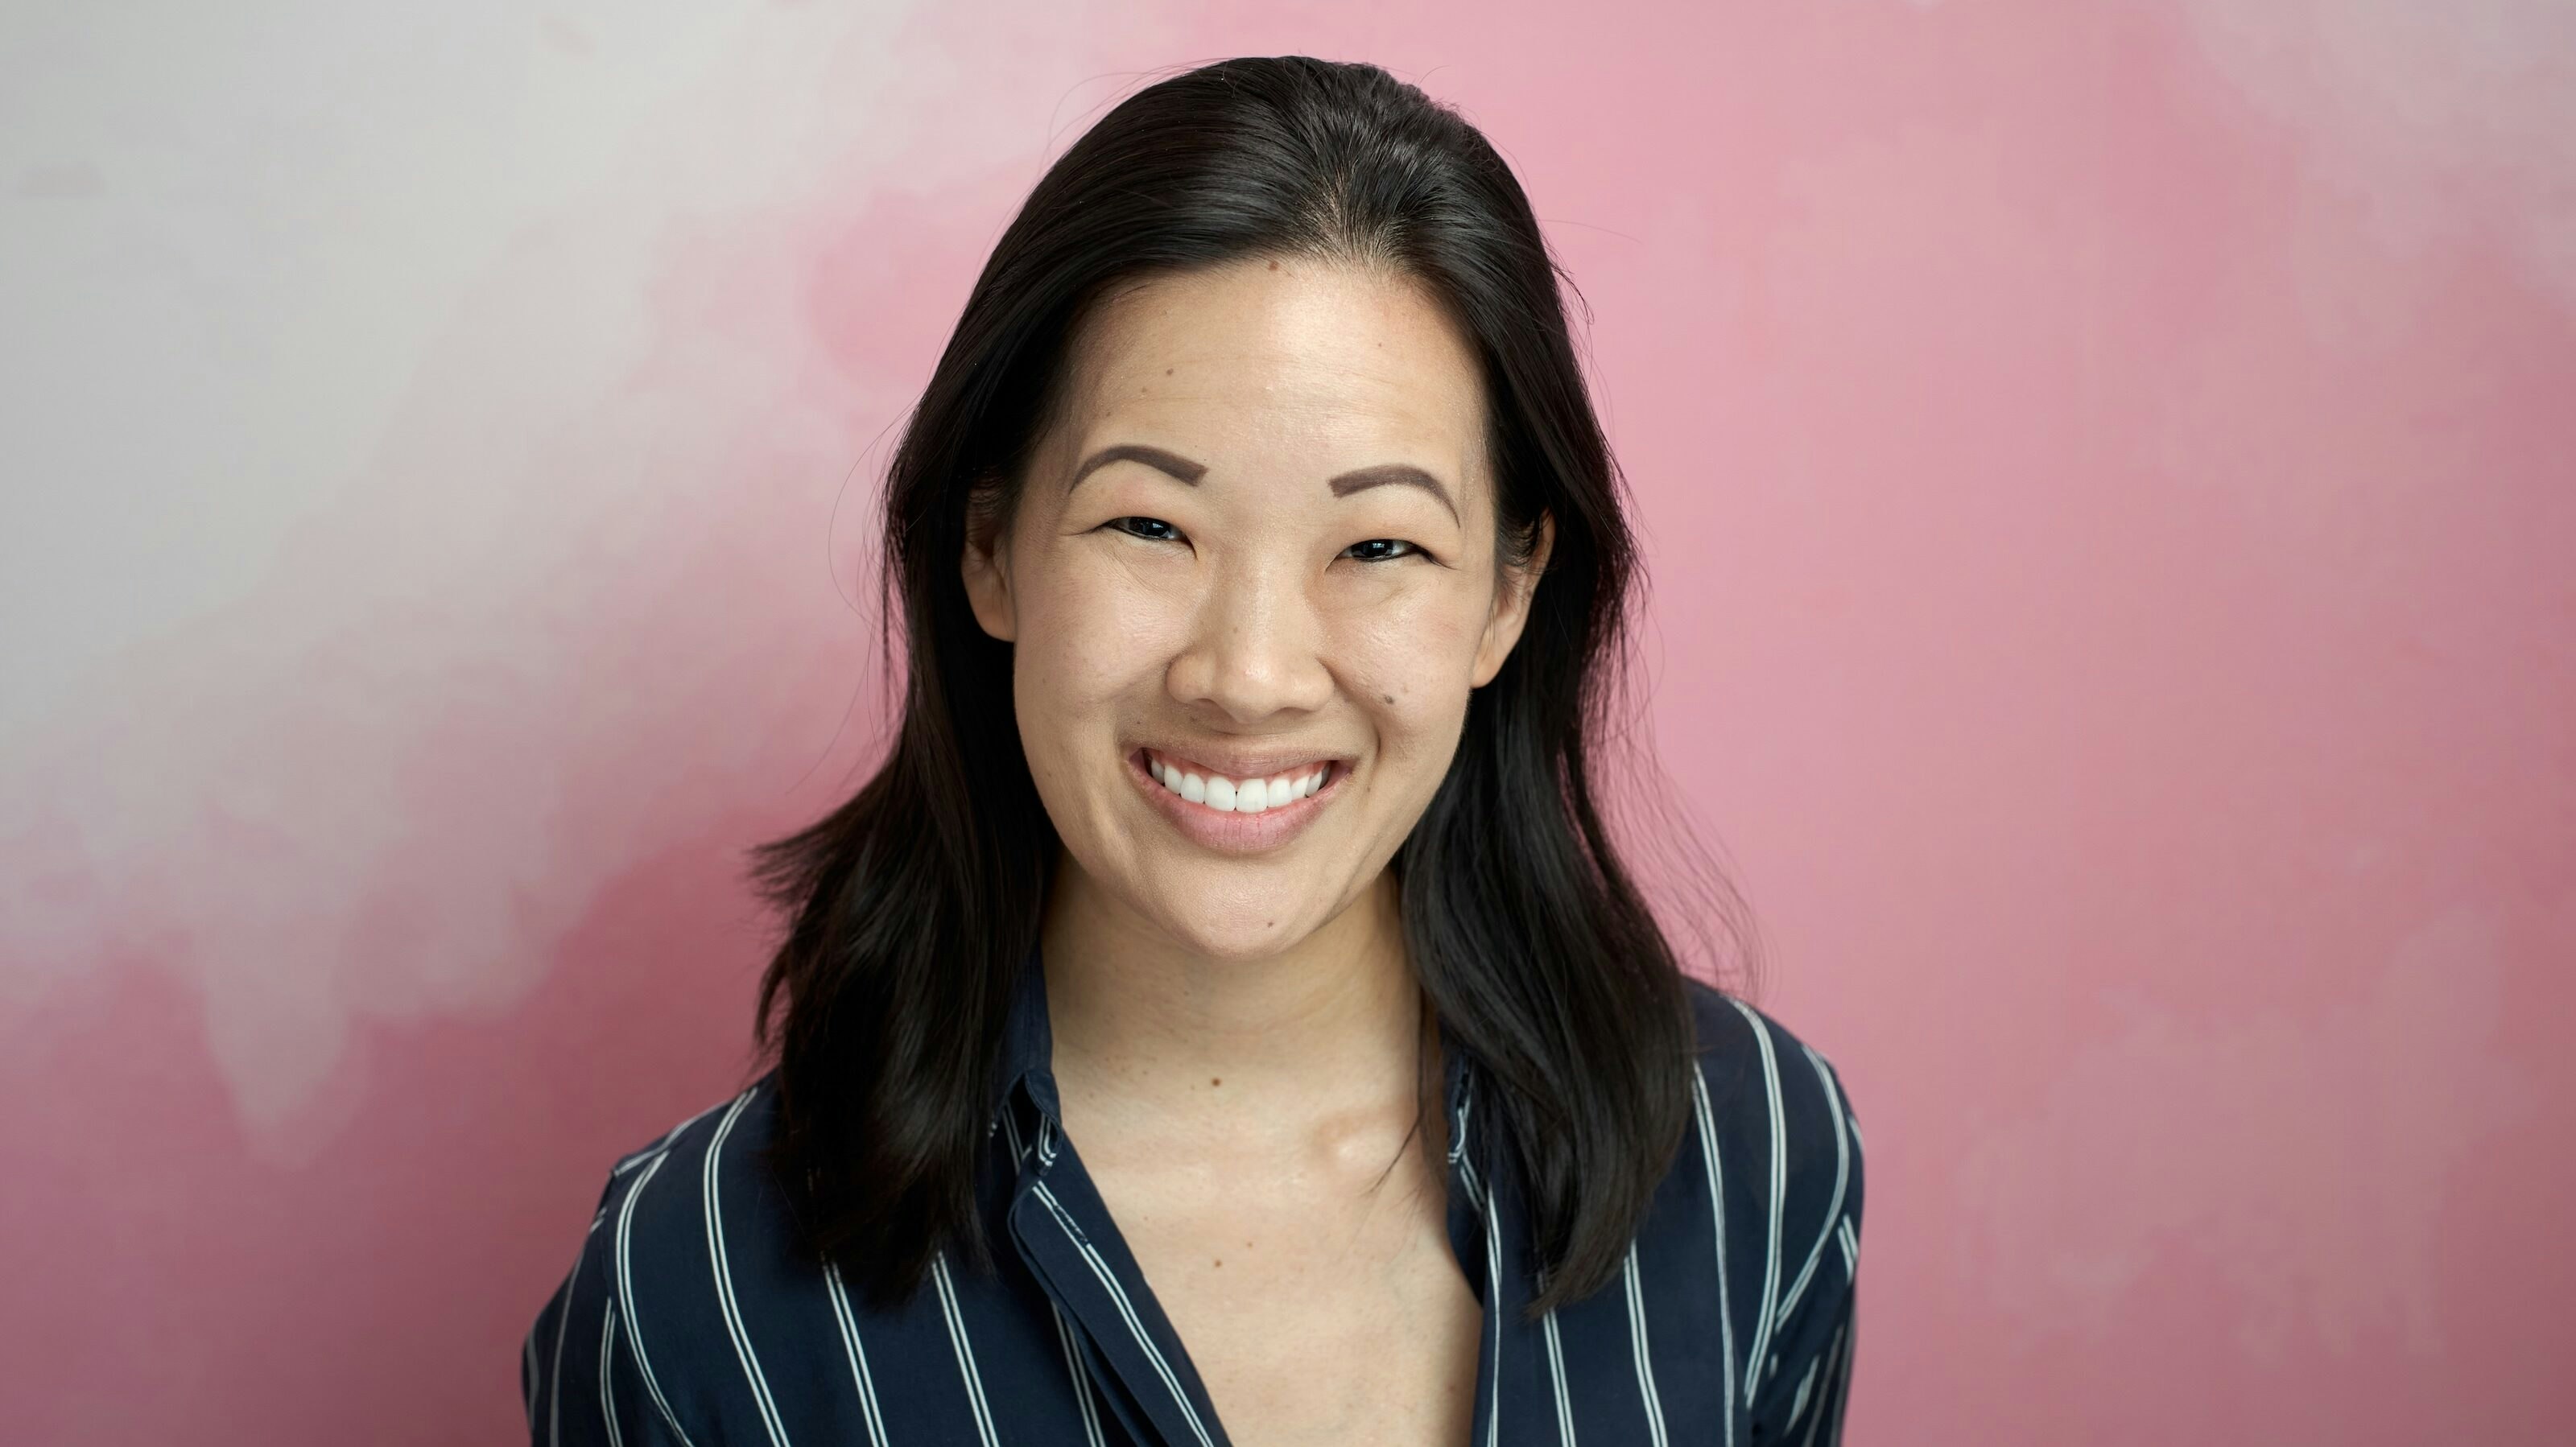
1108, 516, 1183, 542
1342, 538, 1421, 563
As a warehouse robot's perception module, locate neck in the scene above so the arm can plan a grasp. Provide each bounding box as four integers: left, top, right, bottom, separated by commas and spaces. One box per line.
1038, 856, 1430, 1133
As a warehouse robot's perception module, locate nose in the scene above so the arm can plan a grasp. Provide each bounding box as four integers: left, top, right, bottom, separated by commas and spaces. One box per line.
1166, 554, 1334, 724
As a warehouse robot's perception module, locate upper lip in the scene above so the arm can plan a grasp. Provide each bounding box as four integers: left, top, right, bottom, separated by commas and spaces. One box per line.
1136, 742, 1352, 780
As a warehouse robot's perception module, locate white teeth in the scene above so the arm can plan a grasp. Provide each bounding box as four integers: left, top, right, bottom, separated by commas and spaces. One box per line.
1148, 752, 1333, 813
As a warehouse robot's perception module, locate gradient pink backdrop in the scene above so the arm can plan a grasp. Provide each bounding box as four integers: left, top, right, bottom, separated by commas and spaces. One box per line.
4, 2, 2570, 1441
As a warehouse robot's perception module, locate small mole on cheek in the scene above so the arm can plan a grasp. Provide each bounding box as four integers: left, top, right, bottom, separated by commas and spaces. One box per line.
1381, 692, 1396, 705
1211, 1078, 1221, 1086
1214, 1259, 1223, 1268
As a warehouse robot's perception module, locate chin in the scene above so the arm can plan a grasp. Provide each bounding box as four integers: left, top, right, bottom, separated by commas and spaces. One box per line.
1135, 888, 1339, 963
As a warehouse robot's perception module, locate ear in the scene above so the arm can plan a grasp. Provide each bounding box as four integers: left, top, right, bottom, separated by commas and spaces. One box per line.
1470, 510, 1554, 688
959, 481, 1018, 642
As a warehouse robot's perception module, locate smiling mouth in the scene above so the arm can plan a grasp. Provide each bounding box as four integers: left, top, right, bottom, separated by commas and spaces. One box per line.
1137, 748, 1339, 814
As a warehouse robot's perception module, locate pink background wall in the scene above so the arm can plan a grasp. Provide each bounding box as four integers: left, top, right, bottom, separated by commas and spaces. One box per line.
4, 2, 2570, 1441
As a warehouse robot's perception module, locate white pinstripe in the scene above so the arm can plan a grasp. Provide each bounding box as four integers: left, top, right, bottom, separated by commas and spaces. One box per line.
1456, 1153, 1503, 1447
598, 1299, 626, 1447
1782, 1348, 1818, 1434
1000, 1101, 1032, 1169
547, 1243, 580, 1446
1620, 1244, 1671, 1447
932, 1251, 1001, 1446
1009, 1099, 1108, 1447
1542, 1305, 1579, 1446
1030, 1180, 1218, 1447
523, 1329, 541, 1428
1797, 1321, 1849, 1447
1727, 999, 1789, 1404
1688, 1063, 1740, 1444
1448, 1068, 1502, 1447
702, 1088, 789, 1445
822, 1261, 890, 1447
1002, 1099, 1034, 1168
1053, 1301, 1109, 1447
1770, 1044, 1851, 1332
613, 1097, 731, 1177
615, 1151, 700, 1447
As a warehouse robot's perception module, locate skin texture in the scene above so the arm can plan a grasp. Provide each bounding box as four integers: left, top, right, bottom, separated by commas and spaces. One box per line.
961, 254, 1552, 1445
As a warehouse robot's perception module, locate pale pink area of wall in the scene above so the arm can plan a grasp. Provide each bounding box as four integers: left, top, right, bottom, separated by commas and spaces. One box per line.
2, 1, 2570, 1443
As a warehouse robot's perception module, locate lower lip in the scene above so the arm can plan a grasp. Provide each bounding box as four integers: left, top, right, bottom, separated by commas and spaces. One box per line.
1126, 749, 1344, 854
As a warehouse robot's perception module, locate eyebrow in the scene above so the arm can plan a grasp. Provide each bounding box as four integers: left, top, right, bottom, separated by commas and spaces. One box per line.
1067, 443, 1206, 490
1067, 445, 1458, 521
1327, 463, 1457, 521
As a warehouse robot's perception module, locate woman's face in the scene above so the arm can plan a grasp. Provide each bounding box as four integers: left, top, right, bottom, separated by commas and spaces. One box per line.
963, 255, 1549, 961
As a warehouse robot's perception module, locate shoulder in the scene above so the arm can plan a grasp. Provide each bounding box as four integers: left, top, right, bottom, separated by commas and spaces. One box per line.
601, 1073, 781, 1189
1676, 975, 1865, 1247
526, 1076, 799, 1441
584, 1073, 795, 1305
1674, 980, 1867, 1437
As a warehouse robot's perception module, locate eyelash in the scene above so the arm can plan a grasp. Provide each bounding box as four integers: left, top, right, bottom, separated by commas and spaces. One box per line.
1104, 517, 1426, 563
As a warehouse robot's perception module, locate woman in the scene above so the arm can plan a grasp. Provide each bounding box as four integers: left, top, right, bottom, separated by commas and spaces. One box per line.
525, 56, 1863, 1447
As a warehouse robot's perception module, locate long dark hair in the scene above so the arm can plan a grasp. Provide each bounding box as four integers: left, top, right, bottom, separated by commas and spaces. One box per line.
749, 55, 1744, 1321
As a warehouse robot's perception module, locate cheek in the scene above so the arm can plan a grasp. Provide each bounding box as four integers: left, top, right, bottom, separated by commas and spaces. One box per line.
1010, 546, 1190, 739
1329, 575, 1492, 746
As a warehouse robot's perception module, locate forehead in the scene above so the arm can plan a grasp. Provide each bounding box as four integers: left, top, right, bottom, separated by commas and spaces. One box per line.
1053, 257, 1490, 470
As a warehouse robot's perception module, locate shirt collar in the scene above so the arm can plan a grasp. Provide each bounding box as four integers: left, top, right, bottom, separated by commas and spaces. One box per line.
991, 941, 1059, 1129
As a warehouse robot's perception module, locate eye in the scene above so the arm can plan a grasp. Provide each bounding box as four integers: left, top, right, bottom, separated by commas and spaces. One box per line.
1341, 538, 1424, 563
1104, 516, 1184, 542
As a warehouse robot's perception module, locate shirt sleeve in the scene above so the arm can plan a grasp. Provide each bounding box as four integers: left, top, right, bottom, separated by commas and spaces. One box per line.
1746, 1048, 1864, 1445
1751, 1272, 1856, 1443
522, 1166, 691, 1446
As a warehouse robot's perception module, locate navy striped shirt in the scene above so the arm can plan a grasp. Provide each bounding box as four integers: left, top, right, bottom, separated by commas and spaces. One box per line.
523, 959, 1864, 1445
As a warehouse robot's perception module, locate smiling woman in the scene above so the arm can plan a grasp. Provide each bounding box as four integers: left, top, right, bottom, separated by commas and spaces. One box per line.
962, 258, 1545, 943
525, 56, 1863, 1447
